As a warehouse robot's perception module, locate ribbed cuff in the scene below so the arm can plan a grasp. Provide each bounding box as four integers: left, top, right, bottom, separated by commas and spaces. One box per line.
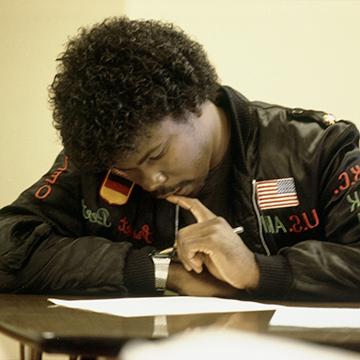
251, 254, 293, 299
124, 247, 156, 295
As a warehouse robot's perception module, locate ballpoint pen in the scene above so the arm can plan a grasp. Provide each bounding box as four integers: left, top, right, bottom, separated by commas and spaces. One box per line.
233, 225, 244, 234
159, 213, 245, 255
159, 204, 179, 257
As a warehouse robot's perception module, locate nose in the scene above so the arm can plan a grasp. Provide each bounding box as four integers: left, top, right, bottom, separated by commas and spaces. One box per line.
142, 171, 167, 192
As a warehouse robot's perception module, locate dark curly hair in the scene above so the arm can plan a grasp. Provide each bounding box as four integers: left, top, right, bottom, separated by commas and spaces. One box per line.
50, 16, 220, 171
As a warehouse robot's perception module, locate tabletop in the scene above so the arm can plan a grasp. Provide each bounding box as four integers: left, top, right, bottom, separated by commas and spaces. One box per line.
0, 294, 359, 358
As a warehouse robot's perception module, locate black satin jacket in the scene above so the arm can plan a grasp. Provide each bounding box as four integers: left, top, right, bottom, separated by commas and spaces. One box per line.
0, 86, 359, 300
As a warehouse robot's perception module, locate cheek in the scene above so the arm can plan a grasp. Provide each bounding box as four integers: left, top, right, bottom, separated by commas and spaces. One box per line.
166, 142, 208, 176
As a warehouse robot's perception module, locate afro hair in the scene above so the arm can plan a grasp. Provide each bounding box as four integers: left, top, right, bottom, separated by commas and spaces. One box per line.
50, 17, 220, 171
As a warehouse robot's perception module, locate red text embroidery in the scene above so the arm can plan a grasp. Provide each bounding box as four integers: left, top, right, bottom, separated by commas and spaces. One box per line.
334, 165, 360, 195
261, 208, 320, 234
117, 217, 153, 244
35, 156, 69, 200
288, 208, 320, 233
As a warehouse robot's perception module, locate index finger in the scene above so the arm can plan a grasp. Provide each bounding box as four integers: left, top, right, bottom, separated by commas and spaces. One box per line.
166, 195, 216, 223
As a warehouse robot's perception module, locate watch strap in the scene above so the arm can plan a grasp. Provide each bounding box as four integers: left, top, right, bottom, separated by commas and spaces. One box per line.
151, 252, 171, 291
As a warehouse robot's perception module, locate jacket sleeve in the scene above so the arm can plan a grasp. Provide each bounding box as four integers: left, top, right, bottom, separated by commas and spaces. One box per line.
254, 121, 360, 301
0, 152, 156, 295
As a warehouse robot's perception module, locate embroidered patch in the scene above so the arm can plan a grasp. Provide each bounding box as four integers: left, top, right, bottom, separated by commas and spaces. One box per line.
256, 177, 299, 210
100, 169, 135, 205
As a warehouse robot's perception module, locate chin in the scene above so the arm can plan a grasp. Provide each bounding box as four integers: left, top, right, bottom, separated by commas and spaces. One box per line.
188, 181, 206, 197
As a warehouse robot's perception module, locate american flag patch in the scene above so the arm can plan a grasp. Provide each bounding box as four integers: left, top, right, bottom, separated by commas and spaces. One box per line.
256, 177, 299, 210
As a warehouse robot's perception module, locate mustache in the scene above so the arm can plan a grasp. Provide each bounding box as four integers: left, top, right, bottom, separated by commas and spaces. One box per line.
151, 186, 179, 198
151, 181, 191, 197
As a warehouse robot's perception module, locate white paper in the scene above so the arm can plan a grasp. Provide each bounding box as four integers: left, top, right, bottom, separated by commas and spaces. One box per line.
48, 296, 280, 317
270, 307, 360, 328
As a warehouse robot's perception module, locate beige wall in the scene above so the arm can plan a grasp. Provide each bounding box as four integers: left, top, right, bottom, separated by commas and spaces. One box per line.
0, 0, 122, 356
125, 0, 360, 125
0, 0, 123, 208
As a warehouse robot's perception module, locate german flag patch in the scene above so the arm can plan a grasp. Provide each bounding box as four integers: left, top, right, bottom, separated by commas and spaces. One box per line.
100, 169, 135, 205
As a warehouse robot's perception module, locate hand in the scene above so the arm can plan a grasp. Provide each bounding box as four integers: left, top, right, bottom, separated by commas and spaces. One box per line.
166, 195, 259, 290
166, 261, 239, 298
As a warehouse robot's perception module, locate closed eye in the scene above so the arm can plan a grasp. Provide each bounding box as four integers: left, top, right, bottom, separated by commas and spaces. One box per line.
148, 143, 169, 161
148, 149, 166, 161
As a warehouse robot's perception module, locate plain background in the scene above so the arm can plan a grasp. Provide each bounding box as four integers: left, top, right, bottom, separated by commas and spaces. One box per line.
0, 1, 122, 359
0, 0, 359, 358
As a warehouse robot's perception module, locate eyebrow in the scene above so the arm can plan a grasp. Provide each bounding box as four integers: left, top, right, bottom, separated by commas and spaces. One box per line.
118, 143, 163, 171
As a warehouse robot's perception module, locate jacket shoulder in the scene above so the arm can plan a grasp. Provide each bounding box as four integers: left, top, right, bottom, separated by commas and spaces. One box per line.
251, 101, 358, 136
287, 107, 338, 128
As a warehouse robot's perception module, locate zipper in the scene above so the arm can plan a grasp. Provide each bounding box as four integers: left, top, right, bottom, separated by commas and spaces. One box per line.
159, 204, 179, 256
174, 204, 179, 239
252, 179, 271, 255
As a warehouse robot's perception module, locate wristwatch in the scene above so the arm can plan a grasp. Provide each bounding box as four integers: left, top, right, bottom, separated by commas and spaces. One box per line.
150, 251, 172, 292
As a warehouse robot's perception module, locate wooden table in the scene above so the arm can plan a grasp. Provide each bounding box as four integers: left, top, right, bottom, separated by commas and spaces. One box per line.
0, 294, 359, 359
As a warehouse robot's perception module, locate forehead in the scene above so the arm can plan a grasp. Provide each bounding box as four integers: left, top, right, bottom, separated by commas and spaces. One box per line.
115, 116, 193, 167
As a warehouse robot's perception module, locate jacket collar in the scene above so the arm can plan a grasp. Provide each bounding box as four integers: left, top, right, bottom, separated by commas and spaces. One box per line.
216, 86, 256, 174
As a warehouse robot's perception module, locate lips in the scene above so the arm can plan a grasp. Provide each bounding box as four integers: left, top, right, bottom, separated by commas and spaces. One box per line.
157, 186, 182, 199
153, 180, 196, 199
173, 186, 188, 197
153, 186, 181, 199
169, 184, 194, 197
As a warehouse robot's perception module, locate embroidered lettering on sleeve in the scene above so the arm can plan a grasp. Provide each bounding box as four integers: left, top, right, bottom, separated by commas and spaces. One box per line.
35, 156, 69, 200
117, 217, 153, 244
81, 199, 112, 228
261, 208, 320, 234
346, 190, 360, 224
333, 165, 360, 196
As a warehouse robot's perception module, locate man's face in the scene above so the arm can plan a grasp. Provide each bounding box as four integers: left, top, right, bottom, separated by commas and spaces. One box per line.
114, 111, 213, 198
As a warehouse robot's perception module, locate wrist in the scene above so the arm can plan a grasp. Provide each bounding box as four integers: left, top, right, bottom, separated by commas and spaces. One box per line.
166, 261, 181, 292
150, 251, 173, 292
244, 253, 260, 291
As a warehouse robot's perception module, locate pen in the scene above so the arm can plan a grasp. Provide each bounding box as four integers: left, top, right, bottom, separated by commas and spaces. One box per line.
159, 204, 179, 256
159, 223, 245, 255
233, 225, 244, 234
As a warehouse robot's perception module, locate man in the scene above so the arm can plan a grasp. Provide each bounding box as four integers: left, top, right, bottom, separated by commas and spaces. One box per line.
0, 17, 359, 300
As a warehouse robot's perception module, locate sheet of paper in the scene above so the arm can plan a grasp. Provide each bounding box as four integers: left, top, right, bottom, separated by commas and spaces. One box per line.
48, 296, 280, 317
270, 307, 360, 328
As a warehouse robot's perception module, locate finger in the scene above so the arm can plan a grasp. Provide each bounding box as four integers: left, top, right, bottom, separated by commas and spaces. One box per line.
177, 234, 205, 272
178, 249, 199, 272
173, 217, 224, 239
166, 195, 216, 223
177, 233, 216, 272
190, 253, 203, 274
176, 239, 194, 272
